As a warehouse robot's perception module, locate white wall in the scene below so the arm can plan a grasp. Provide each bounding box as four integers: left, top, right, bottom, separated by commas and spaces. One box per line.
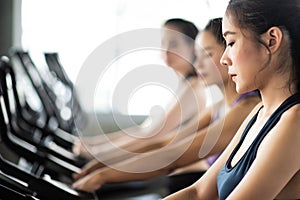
21, 0, 229, 115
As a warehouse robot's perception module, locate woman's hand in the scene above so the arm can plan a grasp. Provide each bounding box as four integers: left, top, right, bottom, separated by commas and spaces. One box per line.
72, 159, 105, 181
72, 139, 93, 159
72, 169, 104, 192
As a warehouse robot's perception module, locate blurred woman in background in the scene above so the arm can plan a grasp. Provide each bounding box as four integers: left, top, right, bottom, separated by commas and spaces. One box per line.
73, 18, 206, 167
72, 18, 261, 193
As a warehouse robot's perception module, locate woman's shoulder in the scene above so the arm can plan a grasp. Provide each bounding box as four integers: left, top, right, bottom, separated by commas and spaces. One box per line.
263, 103, 300, 163
280, 103, 300, 130
264, 103, 300, 152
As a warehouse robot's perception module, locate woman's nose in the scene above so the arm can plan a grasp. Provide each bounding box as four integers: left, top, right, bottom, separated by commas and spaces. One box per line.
193, 56, 203, 70
220, 49, 231, 67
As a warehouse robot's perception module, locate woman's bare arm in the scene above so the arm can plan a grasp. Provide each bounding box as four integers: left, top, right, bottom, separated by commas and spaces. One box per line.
73, 79, 205, 157
72, 97, 260, 191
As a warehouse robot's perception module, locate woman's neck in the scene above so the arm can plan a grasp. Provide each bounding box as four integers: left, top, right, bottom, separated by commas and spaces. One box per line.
259, 72, 296, 117
219, 81, 240, 108
259, 87, 295, 117
177, 64, 195, 79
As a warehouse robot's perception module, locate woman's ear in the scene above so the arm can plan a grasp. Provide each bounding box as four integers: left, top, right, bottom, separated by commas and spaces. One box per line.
264, 27, 283, 53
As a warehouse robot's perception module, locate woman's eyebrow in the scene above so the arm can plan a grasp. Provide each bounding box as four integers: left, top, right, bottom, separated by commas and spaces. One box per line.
223, 31, 236, 38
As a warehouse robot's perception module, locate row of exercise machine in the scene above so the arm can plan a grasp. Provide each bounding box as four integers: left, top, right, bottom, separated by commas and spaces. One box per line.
0, 50, 100, 199
0, 50, 202, 199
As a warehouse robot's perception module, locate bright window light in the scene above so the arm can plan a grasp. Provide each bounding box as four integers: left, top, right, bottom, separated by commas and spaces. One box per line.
21, 0, 228, 115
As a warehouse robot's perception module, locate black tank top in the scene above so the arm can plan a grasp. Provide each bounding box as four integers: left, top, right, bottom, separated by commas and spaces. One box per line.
217, 93, 300, 200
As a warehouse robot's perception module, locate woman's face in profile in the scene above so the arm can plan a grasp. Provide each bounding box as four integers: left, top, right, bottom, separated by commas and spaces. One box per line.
161, 25, 195, 73
194, 30, 228, 87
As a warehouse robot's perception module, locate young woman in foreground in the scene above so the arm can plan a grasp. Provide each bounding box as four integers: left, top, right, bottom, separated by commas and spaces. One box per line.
165, 0, 300, 199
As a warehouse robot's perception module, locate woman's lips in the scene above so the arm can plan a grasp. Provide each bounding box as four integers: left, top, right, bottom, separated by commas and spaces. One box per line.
230, 73, 237, 81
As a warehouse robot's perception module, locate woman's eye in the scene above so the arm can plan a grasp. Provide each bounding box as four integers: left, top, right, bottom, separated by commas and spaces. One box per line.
226, 42, 234, 47
206, 52, 213, 57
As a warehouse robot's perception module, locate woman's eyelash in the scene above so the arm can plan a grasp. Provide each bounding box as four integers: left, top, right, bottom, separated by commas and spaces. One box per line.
227, 42, 234, 47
